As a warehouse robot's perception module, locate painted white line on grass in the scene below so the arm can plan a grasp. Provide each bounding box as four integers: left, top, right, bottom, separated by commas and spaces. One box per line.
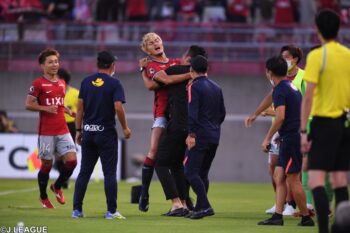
0, 187, 38, 196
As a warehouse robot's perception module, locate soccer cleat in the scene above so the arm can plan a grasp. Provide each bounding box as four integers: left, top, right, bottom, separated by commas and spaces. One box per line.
297, 217, 315, 226
189, 207, 215, 219
162, 208, 189, 217
72, 210, 84, 218
258, 217, 284, 226
265, 204, 276, 214
105, 211, 126, 220
50, 184, 65, 204
138, 195, 149, 212
282, 204, 296, 216
40, 198, 54, 209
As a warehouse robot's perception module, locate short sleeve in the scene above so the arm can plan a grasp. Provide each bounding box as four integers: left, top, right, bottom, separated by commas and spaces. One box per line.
74, 89, 79, 105
78, 80, 86, 100
272, 88, 286, 109
303, 49, 322, 84
146, 64, 156, 80
113, 80, 126, 104
28, 79, 41, 98
75, 89, 80, 99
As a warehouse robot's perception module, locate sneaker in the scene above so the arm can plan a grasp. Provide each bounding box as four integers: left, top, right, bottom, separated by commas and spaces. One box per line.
50, 184, 65, 205
72, 210, 84, 218
105, 211, 126, 220
189, 207, 215, 219
282, 204, 296, 216
298, 217, 315, 226
40, 198, 54, 209
258, 217, 284, 226
265, 204, 276, 214
138, 194, 149, 212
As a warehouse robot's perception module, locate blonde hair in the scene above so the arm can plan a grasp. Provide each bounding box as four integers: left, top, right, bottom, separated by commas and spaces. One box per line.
140, 32, 162, 53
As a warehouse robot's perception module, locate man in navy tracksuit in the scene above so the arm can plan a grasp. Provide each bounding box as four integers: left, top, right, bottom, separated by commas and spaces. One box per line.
184, 55, 226, 219
72, 51, 131, 219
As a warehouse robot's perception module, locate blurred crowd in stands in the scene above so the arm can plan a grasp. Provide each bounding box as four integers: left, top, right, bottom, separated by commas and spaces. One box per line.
1, 0, 350, 25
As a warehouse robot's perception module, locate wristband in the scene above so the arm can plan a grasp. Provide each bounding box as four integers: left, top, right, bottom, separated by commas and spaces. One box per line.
76, 128, 82, 132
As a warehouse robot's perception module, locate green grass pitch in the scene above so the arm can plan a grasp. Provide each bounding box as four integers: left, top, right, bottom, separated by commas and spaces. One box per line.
0, 179, 318, 233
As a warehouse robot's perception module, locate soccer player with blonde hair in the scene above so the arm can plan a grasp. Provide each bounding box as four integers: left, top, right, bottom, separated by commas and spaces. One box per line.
138, 32, 190, 212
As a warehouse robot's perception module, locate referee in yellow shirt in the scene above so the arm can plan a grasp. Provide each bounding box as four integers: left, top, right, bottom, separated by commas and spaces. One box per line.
301, 9, 350, 233
58, 68, 79, 139
56, 68, 79, 189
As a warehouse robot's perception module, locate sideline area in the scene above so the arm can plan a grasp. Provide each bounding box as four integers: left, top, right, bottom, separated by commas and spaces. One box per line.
0, 179, 320, 233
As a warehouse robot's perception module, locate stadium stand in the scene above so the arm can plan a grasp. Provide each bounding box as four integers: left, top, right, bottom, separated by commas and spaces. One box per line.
0, 21, 350, 75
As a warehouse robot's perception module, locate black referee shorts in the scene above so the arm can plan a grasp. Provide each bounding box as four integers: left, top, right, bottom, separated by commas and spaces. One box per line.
308, 114, 350, 171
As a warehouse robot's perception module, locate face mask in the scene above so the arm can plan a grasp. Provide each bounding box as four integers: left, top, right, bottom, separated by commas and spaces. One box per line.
286, 60, 293, 71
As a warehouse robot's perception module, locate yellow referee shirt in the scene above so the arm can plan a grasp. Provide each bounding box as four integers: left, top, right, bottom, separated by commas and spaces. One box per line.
64, 86, 79, 123
303, 41, 350, 118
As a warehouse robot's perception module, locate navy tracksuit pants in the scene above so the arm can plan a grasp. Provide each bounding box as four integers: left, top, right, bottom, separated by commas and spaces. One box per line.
184, 142, 218, 210
73, 130, 119, 213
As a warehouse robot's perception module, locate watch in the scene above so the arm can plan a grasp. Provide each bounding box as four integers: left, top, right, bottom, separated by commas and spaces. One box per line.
139, 67, 145, 73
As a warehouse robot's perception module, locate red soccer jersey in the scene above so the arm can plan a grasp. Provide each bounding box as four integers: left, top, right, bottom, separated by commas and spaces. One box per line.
228, 0, 249, 18
274, 0, 294, 24
318, 0, 340, 12
28, 76, 69, 136
179, 0, 197, 14
145, 58, 180, 118
127, 0, 147, 18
